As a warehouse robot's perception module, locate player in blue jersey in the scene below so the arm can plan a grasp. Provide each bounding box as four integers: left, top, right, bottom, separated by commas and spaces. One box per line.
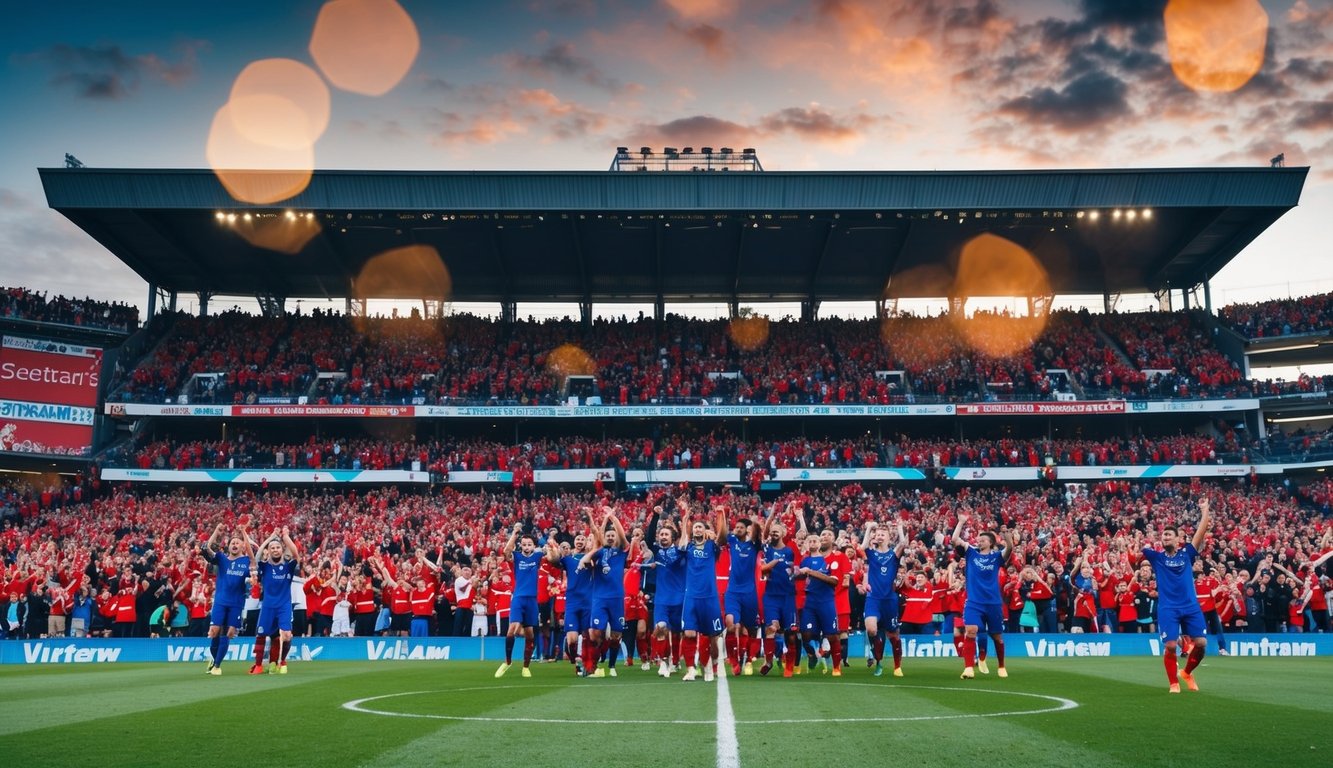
1142, 496, 1212, 693
547, 531, 595, 675
860, 519, 907, 678
646, 502, 687, 677
722, 509, 763, 676
248, 527, 299, 675
795, 530, 844, 676
679, 503, 725, 682
581, 506, 631, 677
759, 501, 805, 677
951, 512, 1016, 680
496, 523, 544, 679
201, 520, 253, 675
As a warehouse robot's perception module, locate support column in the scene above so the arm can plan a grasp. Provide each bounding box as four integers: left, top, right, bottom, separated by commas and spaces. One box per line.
580, 300, 592, 328
1203, 280, 1213, 314
198, 291, 213, 317
168, 291, 177, 313
146, 284, 158, 322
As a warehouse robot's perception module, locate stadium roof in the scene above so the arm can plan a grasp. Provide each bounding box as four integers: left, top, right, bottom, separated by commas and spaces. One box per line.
40, 166, 1307, 304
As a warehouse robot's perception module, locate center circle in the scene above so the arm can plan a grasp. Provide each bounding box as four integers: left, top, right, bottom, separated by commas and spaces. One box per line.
342, 682, 1078, 724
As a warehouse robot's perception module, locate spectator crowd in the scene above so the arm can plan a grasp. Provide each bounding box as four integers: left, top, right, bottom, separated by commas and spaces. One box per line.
1, 286, 138, 332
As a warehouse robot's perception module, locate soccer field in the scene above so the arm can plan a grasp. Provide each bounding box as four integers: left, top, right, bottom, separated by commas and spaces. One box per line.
4, 657, 1329, 767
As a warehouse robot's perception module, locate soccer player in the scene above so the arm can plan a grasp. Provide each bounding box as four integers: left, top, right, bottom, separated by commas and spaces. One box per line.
759, 502, 804, 677
248, 527, 299, 675
547, 531, 595, 676
951, 512, 1015, 680
200, 520, 253, 675
722, 509, 763, 676
496, 524, 543, 679
860, 519, 907, 678
1141, 496, 1212, 693
679, 503, 725, 682
581, 506, 631, 677
646, 503, 687, 677
795, 531, 844, 676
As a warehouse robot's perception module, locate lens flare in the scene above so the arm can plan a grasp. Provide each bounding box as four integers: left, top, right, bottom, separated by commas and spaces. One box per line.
728, 315, 770, 352
229, 58, 331, 149
546, 344, 597, 380
206, 101, 313, 204
227, 214, 322, 255
355, 245, 453, 302
309, 0, 421, 96
1164, 0, 1268, 93
949, 233, 1050, 357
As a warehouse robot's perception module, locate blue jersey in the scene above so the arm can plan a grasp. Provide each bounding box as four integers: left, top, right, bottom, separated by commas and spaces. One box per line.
802, 554, 835, 601
964, 546, 1005, 606
651, 545, 687, 604
591, 546, 627, 601
727, 535, 758, 593
258, 558, 297, 608
562, 554, 594, 604
1142, 543, 1199, 611
762, 544, 796, 597
511, 550, 543, 598
866, 549, 901, 597
683, 539, 719, 599
205, 550, 250, 606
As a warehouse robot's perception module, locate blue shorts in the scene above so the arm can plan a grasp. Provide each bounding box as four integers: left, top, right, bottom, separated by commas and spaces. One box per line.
653, 600, 683, 631
563, 601, 590, 633
724, 591, 761, 628
763, 594, 797, 631
864, 596, 901, 633
1158, 603, 1207, 643
590, 598, 626, 633
209, 602, 243, 629
510, 596, 540, 628
802, 599, 838, 636
256, 604, 293, 635
683, 595, 723, 635
962, 602, 1004, 635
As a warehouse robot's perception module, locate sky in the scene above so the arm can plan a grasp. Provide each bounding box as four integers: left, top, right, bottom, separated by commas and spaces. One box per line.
1, 0, 1331, 342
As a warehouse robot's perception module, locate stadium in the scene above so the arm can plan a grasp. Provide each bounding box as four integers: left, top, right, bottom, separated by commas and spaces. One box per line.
4, 2, 1333, 768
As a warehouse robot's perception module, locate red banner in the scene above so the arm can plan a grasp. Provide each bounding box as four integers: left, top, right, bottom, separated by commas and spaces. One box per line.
956, 401, 1127, 416
0, 339, 102, 408
230, 405, 415, 417
0, 419, 92, 456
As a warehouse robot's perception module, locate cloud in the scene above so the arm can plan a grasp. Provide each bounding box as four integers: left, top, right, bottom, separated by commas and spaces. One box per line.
998, 71, 1132, 132
757, 106, 877, 141
671, 22, 732, 63
1288, 99, 1333, 132
32, 40, 205, 100
628, 104, 881, 147
504, 41, 630, 93
629, 115, 755, 147
662, 0, 738, 21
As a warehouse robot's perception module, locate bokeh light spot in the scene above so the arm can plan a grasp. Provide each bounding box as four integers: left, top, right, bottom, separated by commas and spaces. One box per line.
1164, 0, 1268, 93
309, 0, 420, 96
546, 344, 597, 380
229, 58, 331, 149
207, 101, 313, 204
950, 233, 1050, 357
227, 214, 322, 255
355, 245, 453, 302
728, 315, 770, 352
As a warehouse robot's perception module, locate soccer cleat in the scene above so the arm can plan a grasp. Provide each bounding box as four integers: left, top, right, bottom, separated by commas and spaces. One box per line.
793, 662, 804, 676
782, 665, 793, 679
575, 666, 587, 678
658, 661, 671, 678
873, 662, 883, 677
1179, 671, 1198, 691
831, 666, 842, 677
1168, 683, 1181, 694
742, 660, 754, 676
268, 662, 278, 675
204, 664, 214, 675
609, 668, 618, 678
960, 666, 975, 679
248, 664, 264, 676
759, 662, 773, 677
866, 656, 875, 669
278, 663, 288, 675
592, 668, 606, 678
641, 662, 652, 672
704, 666, 715, 682
819, 657, 829, 674
977, 659, 990, 675
209, 667, 222, 676
892, 667, 904, 678
682, 667, 698, 681
495, 662, 511, 678
996, 667, 1008, 679
521, 667, 532, 678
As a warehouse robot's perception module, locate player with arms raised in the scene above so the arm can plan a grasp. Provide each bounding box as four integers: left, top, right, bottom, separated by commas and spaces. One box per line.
951, 512, 1015, 680
249, 526, 299, 675
201, 519, 253, 675
759, 502, 804, 677
1141, 496, 1212, 693
679, 502, 725, 682
722, 507, 763, 676
860, 518, 907, 678
582, 506, 632, 677
496, 523, 543, 678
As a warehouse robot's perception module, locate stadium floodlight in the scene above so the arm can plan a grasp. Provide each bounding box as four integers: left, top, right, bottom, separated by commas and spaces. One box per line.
702, 147, 713, 155
1076, 211, 1085, 219
720, 147, 733, 156
1142, 209, 1153, 219
227, 213, 237, 222
682, 147, 693, 154
616, 146, 629, 155
1089, 211, 1100, 220
215, 212, 225, 221
1112, 209, 1122, 218
742, 148, 755, 155
1126, 210, 1138, 220
640, 146, 652, 156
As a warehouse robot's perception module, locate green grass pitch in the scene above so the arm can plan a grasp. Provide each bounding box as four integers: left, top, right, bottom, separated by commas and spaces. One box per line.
4, 656, 1330, 767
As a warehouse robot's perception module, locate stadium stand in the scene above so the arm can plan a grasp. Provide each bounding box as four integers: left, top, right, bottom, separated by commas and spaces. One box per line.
1, 286, 138, 332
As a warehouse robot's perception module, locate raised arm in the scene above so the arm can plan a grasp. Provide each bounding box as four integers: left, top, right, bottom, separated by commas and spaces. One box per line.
543, 537, 563, 565
203, 523, 223, 555
606, 509, 628, 551
1001, 527, 1018, 564
1191, 497, 1212, 552
860, 521, 876, 552
713, 505, 727, 544
1307, 549, 1333, 571
893, 519, 908, 558
281, 527, 298, 561
502, 523, 521, 558
951, 512, 970, 549
584, 508, 605, 549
